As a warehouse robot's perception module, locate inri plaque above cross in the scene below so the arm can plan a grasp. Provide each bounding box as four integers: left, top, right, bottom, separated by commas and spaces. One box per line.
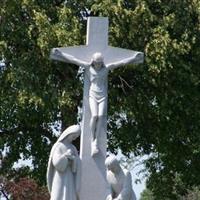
50, 17, 143, 200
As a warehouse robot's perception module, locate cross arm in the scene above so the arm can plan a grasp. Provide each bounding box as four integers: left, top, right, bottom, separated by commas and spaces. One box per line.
104, 46, 144, 70
50, 46, 91, 67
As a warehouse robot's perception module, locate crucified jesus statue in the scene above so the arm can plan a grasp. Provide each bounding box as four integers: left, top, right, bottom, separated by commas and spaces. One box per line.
52, 49, 143, 156
50, 17, 144, 200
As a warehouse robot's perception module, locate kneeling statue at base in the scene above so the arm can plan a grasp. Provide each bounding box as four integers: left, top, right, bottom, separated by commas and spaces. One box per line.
105, 156, 136, 200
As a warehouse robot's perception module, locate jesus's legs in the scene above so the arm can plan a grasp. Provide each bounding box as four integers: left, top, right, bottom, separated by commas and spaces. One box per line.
89, 97, 107, 156
94, 100, 107, 153
89, 97, 98, 156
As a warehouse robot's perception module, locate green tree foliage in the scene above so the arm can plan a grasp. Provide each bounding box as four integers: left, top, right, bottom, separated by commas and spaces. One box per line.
181, 187, 200, 200
0, 0, 84, 184
0, 0, 200, 199
140, 188, 155, 200
140, 186, 200, 200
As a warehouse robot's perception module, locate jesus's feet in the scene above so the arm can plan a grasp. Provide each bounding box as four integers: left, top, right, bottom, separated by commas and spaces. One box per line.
91, 140, 99, 156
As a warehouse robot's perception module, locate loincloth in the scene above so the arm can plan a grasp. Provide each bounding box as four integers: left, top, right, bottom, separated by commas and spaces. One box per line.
89, 90, 107, 103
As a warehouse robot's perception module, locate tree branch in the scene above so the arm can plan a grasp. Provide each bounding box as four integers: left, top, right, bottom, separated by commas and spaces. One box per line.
0, 186, 9, 200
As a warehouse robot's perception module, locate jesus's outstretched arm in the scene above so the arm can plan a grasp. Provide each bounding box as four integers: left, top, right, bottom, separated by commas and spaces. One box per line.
106, 52, 144, 70
51, 48, 90, 67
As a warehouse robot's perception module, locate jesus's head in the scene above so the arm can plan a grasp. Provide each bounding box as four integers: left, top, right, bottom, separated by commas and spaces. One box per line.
91, 52, 104, 70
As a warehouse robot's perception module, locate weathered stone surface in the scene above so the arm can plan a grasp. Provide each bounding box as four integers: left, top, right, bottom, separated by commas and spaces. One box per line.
50, 17, 143, 200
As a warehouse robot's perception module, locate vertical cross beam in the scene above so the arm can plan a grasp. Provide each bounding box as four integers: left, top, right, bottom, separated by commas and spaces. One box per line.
79, 17, 110, 200
86, 17, 108, 49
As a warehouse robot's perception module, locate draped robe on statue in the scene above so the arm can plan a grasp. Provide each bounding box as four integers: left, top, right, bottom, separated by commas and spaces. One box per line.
47, 125, 81, 200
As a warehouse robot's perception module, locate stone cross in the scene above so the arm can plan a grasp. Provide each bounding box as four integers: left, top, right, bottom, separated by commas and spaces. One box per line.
50, 17, 143, 200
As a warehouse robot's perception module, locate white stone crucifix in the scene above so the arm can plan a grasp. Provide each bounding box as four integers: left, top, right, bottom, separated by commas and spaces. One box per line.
50, 17, 143, 200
